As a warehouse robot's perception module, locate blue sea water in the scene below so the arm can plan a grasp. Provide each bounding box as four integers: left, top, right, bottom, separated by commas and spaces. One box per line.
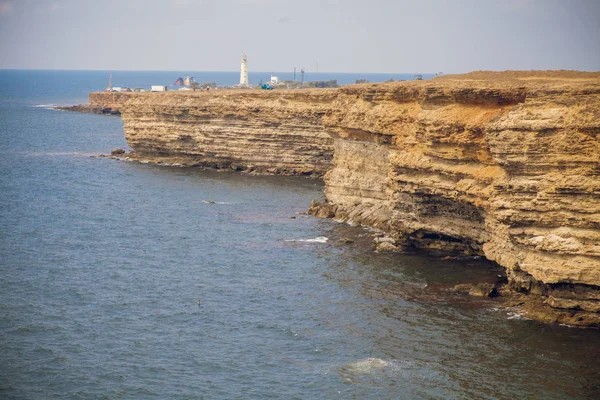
0, 70, 599, 399
0, 69, 431, 106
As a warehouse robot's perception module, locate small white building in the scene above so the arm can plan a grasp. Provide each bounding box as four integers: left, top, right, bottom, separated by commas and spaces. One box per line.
270, 76, 279, 84
151, 85, 168, 92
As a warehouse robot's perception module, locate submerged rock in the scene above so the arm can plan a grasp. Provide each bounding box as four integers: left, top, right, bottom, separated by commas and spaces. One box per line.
308, 199, 337, 219
453, 284, 473, 293
376, 242, 401, 252
469, 283, 498, 298
453, 283, 498, 298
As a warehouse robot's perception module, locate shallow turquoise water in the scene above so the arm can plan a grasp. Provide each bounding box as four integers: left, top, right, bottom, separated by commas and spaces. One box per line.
1, 70, 599, 399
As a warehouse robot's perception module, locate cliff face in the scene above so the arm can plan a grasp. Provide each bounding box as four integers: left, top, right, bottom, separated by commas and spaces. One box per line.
56, 92, 133, 115
311, 72, 600, 324
120, 90, 336, 175
116, 71, 600, 325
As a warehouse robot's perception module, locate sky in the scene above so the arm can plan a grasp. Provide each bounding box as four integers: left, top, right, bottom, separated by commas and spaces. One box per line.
0, 0, 599, 73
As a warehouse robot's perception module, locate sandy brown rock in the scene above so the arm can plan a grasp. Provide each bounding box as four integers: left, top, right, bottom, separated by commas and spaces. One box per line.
469, 283, 498, 297
316, 71, 600, 324
119, 90, 336, 176
56, 92, 137, 115
453, 283, 498, 297
375, 242, 402, 252
55, 104, 120, 115
87, 70, 600, 326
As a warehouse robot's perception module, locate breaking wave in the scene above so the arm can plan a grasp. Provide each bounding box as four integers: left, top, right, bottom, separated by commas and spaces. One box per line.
285, 236, 329, 243
32, 104, 57, 110
506, 312, 528, 320
340, 358, 391, 374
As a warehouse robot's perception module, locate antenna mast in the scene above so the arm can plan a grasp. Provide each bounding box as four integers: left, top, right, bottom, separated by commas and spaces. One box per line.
106, 72, 112, 91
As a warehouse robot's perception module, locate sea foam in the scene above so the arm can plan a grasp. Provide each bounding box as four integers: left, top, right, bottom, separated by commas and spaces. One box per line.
285, 236, 329, 243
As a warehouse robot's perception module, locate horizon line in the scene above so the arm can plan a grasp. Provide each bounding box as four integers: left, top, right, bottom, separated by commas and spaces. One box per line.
0, 68, 452, 75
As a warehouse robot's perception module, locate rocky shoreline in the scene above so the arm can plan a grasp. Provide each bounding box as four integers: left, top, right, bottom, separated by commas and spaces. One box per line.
55, 104, 121, 116
72, 70, 600, 327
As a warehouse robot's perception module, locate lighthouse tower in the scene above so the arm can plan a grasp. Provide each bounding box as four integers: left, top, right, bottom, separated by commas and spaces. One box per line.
239, 54, 249, 87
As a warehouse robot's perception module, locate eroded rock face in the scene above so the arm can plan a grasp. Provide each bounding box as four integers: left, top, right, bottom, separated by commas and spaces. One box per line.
120, 90, 336, 176
114, 71, 600, 325
314, 71, 600, 324
56, 92, 136, 115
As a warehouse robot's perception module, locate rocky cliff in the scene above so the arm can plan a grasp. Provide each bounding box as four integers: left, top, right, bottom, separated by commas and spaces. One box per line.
116, 71, 600, 326
310, 71, 600, 325
120, 90, 336, 175
56, 92, 134, 115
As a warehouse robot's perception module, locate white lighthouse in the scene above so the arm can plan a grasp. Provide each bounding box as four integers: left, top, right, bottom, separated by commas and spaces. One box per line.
239, 54, 249, 87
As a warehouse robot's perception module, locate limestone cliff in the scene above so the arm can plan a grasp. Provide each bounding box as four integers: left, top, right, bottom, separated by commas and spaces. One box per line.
56, 92, 134, 115
113, 71, 600, 325
310, 71, 600, 325
120, 90, 336, 176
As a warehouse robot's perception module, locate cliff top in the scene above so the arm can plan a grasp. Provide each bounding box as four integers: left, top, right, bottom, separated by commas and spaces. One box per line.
339, 70, 600, 106
438, 70, 600, 81
92, 70, 600, 101
92, 70, 600, 112
356, 70, 600, 92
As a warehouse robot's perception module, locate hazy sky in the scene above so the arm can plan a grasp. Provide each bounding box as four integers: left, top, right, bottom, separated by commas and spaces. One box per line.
0, 0, 598, 73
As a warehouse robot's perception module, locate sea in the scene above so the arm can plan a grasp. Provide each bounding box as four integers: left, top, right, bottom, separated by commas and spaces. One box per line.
0, 70, 599, 399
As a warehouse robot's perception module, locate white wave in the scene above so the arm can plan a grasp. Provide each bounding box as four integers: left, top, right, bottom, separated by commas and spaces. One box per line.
342, 358, 390, 373
362, 225, 384, 233
22, 151, 98, 157
32, 104, 62, 110
202, 200, 232, 205
285, 236, 329, 243
507, 312, 528, 320
559, 323, 579, 328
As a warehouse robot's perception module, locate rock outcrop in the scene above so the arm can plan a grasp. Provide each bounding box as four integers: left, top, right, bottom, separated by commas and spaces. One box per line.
120, 90, 336, 176
99, 71, 600, 325
311, 71, 600, 325
55, 92, 135, 115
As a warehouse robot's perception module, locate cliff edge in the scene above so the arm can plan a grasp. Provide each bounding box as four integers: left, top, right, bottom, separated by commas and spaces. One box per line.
116, 71, 600, 326
120, 90, 336, 176
311, 71, 600, 326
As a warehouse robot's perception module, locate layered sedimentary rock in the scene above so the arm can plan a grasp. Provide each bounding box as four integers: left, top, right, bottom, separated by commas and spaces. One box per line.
56, 92, 134, 115
120, 90, 336, 175
113, 71, 600, 325
310, 71, 600, 325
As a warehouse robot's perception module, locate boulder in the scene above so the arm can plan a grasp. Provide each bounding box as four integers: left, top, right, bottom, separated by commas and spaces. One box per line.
469, 283, 498, 298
